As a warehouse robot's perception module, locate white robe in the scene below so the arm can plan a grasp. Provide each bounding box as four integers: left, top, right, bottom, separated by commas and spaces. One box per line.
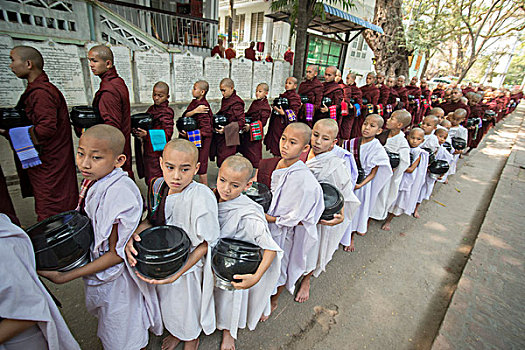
330, 145, 359, 187
370, 132, 410, 220
436, 144, 455, 183
342, 138, 392, 240
215, 195, 283, 339
0, 214, 80, 350
267, 161, 324, 294
421, 132, 440, 154
83, 168, 162, 350
306, 152, 360, 277
390, 147, 429, 216
417, 145, 454, 202
447, 125, 468, 175
156, 181, 220, 340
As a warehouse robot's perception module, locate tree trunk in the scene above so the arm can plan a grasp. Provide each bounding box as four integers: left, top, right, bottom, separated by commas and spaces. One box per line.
228, 0, 234, 43
363, 0, 411, 77
292, 2, 309, 78
420, 50, 431, 78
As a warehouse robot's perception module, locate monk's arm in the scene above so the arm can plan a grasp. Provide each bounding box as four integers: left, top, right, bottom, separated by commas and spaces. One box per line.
232, 249, 277, 289
355, 166, 379, 189
125, 218, 153, 266
371, 90, 380, 105
27, 91, 58, 143
38, 224, 123, 284
405, 155, 421, 173
260, 108, 271, 127
160, 111, 174, 140
232, 102, 246, 128
98, 91, 122, 128
0, 319, 38, 344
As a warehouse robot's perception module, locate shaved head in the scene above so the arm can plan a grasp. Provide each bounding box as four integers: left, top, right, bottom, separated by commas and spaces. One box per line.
154, 81, 169, 94
348, 73, 357, 80
164, 138, 199, 163
12, 46, 44, 70
257, 83, 269, 92
220, 78, 234, 88
325, 66, 337, 75
423, 115, 439, 126
429, 107, 444, 116
89, 45, 114, 63
454, 108, 467, 120
308, 65, 318, 73
314, 118, 339, 139
285, 122, 311, 146
435, 128, 448, 138
440, 119, 452, 128
286, 77, 298, 85
366, 114, 384, 128
195, 80, 209, 93
82, 124, 125, 155
222, 155, 253, 182
410, 127, 425, 138
391, 110, 412, 128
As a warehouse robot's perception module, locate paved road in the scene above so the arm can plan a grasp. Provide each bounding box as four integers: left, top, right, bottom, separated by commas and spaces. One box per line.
6, 106, 524, 349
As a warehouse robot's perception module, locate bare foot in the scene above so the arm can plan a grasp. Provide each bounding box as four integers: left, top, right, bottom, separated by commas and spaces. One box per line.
413, 210, 420, 218
221, 330, 235, 350
162, 334, 181, 350
381, 222, 391, 231
444, 179, 449, 184
184, 338, 200, 350
260, 295, 278, 322
295, 276, 311, 303
344, 240, 356, 252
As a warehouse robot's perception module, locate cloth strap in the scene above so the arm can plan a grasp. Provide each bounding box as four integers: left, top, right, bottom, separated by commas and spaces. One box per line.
9, 126, 41, 169
187, 129, 202, 148
305, 103, 314, 121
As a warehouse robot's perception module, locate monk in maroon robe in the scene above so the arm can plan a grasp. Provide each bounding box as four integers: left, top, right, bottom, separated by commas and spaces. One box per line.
245, 42, 256, 61
181, 80, 213, 184
89, 45, 134, 179
9, 46, 78, 221
417, 78, 432, 122
466, 94, 485, 150
214, 78, 245, 167
342, 73, 362, 140
437, 87, 470, 118
284, 47, 294, 65
405, 77, 422, 125
298, 65, 323, 125
352, 72, 378, 138
376, 72, 390, 106
264, 77, 301, 156
239, 83, 271, 168
133, 82, 174, 185
317, 66, 343, 123
211, 38, 225, 58
394, 75, 409, 109
462, 83, 475, 96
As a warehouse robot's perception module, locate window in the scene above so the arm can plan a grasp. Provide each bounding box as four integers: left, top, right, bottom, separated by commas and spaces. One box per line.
350, 35, 368, 60
233, 13, 245, 42
250, 12, 264, 42
306, 35, 342, 76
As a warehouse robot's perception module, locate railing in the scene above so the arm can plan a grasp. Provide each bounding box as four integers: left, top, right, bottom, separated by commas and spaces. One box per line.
97, 0, 218, 48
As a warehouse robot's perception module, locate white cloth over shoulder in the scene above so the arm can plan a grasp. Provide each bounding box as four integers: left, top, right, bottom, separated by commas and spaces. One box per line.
0, 214, 80, 350
342, 138, 392, 240
370, 132, 410, 220
436, 144, 455, 183
83, 168, 162, 350
268, 161, 324, 294
447, 126, 467, 175
215, 195, 282, 339
157, 181, 220, 340
306, 151, 360, 277
330, 145, 359, 187
390, 147, 429, 216
421, 132, 440, 154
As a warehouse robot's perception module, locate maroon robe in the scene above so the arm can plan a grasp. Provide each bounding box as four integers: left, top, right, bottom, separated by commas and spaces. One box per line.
418, 87, 432, 122
182, 98, 213, 174
431, 88, 445, 100
394, 85, 409, 109
467, 103, 484, 149
405, 85, 421, 124
135, 101, 173, 184
378, 84, 390, 106
341, 83, 362, 140
0, 164, 20, 226
93, 66, 134, 179
284, 50, 294, 65
239, 97, 271, 168
437, 100, 471, 119
387, 87, 399, 107
213, 90, 245, 166
298, 76, 323, 124
245, 47, 256, 61
257, 157, 281, 189
264, 90, 301, 157
360, 84, 380, 106
211, 45, 224, 58
317, 81, 343, 122
351, 84, 378, 139
15, 71, 78, 221
462, 87, 475, 96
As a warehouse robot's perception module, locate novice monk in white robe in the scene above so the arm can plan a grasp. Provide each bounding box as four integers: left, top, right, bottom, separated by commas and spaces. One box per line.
39, 125, 162, 350
342, 114, 392, 252
126, 139, 219, 350
420, 115, 440, 154
447, 109, 468, 176
1, 214, 80, 350
262, 123, 324, 314
214, 155, 282, 350
382, 128, 429, 230
435, 128, 455, 183
370, 110, 411, 221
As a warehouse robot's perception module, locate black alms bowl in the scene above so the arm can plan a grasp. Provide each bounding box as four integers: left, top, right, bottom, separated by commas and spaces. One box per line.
443, 141, 453, 153
0, 108, 30, 129
466, 117, 481, 128
422, 147, 436, 165
131, 113, 154, 130
27, 211, 93, 271
213, 114, 229, 130
300, 95, 309, 104
212, 238, 263, 290
428, 159, 450, 180
387, 151, 401, 169
133, 225, 190, 280
451, 137, 467, 150
273, 97, 290, 110
362, 98, 369, 105
356, 167, 366, 184
320, 183, 344, 221
176, 116, 198, 132
483, 110, 496, 121
70, 106, 103, 129
243, 182, 272, 213
321, 96, 333, 107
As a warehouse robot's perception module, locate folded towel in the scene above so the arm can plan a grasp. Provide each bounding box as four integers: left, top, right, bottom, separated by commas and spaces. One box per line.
9, 126, 41, 169
285, 109, 297, 122
187, 129, 202, 148
149, 129, 167, 152
329, 105, 337, 120
224, 122, 240, 147
250, 121, 263, 141
354, 103, 361, 117
305, 103, 314, 121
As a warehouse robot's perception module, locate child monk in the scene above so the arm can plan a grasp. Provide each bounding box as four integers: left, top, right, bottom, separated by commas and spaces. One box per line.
370, 110, 411, 221
420, 115, 440, 154
447, 108, 468, 176
427, 107, 445, 123
260, 123, 324, 314
88, 45, 134, 178
214, 78, 245, 167
340, 73, 363, 141
342, 114, 392, 251
133, 81, 174, 185
239, 83, 271, 169
298, 65, 323, 125
434, 128, 455, 184
1, 214, 80, 349
8, 45, 78, 221
180, 80, 213, 185
38, 124, 162, 349
382, 128, 429, 230
126, 139, 219, 350
214, 155, 282, 350
318, 66, 343, 124
264, 77, 301, 156
440, 119, 452, 130
299, 119, 361, 302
